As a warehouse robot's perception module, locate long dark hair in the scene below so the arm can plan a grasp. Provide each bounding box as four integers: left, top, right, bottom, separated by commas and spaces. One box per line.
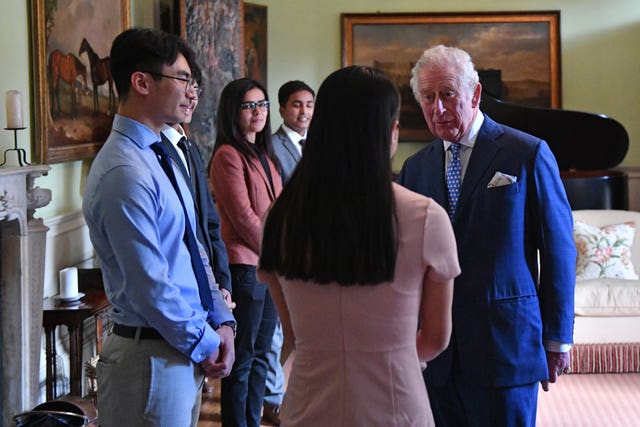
260, 66, 400, 286
211, 78, 276, 164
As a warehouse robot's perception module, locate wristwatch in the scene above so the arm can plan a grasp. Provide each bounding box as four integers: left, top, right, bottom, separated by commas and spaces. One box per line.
219, 320, 237, 337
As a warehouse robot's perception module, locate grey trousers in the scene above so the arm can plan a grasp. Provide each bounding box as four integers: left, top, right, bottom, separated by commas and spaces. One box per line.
264, 320, 285, 406
96, 332, 204, 427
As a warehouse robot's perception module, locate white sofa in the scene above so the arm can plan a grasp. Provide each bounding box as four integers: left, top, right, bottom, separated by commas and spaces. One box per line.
572, 210, 640, 344
569, 210, 640, 373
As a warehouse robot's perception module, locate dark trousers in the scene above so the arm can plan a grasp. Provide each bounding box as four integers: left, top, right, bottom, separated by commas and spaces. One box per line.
221, 264, 277, 427
426, 378, 539, 427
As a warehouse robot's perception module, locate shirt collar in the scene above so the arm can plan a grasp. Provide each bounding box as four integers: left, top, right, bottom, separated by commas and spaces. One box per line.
111, 114, 161, 149
444, 111, 484, 151
281, 123, 306, 145
161, 124, 186, 147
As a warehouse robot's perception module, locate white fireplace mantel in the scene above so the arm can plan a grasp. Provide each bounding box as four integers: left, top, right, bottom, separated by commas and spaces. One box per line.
0, 164, 51, 426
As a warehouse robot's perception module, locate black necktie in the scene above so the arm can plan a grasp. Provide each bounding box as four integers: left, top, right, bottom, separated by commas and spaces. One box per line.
177, 137, 194, 183
299, 138, 305, 148
150, 142, 214, 316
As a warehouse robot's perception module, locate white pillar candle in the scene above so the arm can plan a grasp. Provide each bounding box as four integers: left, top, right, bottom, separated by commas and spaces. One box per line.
59, 267, 79, 298
5, 90, 24, 129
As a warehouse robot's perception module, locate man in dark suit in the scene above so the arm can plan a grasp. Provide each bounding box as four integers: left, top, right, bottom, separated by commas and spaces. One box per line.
160, 65, 234, 309
396, 45, 576, 427
272, 80, 315, 184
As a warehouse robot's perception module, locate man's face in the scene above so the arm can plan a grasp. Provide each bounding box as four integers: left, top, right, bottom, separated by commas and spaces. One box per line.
416, 64, 480, 142
182, 80, 200, 125
279, 90, 314, 136
149, 53, 197, 127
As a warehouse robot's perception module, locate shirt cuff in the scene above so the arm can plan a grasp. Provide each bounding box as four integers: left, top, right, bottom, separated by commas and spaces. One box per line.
543, 339, 573, 353
189, 324, 221, 364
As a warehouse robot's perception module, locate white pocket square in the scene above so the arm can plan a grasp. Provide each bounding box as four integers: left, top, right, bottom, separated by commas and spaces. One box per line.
487, 171, 517, 188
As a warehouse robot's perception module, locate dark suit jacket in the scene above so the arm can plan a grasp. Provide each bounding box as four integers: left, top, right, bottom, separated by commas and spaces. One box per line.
397, 115, 576, 387
160, 134, 231, 292
272, 126, 302, 185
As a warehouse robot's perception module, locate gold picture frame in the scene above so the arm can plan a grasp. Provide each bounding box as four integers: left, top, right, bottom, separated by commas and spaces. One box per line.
342, 11, 561, 142
31, 0, 130, 163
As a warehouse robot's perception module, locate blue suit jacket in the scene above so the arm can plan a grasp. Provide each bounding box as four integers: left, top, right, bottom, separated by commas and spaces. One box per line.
397, 115, 576, 387
161, 135, 232, 292
272, 126, 301, 185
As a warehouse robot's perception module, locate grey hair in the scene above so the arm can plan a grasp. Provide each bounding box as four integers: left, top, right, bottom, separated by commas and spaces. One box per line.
410, 45, 480, 102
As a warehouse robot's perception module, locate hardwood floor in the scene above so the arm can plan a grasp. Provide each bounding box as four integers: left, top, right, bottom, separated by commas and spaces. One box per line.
198, 380, 282, 427
198, 345, 293, 426
197, 378, 276, 427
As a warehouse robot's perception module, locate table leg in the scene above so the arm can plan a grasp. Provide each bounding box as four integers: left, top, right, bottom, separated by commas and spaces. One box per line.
95, 313, 104, 352
68, 323, 84, 396
44, 325, 57, 400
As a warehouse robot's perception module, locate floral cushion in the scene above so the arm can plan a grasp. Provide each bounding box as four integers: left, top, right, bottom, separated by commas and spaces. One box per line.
574, 220, 639, 281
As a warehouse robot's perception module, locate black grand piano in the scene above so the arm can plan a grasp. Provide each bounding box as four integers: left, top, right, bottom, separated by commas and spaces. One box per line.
479, 92, 630, 210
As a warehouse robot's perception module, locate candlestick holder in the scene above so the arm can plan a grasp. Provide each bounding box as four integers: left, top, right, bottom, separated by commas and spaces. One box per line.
2, 127, 30, 167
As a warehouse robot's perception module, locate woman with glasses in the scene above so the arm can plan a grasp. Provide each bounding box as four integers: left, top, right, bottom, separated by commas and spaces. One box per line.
208, 78, 282, 427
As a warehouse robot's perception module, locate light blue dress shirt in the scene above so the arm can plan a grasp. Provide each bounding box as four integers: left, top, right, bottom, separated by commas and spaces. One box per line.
83, 114, 234, 363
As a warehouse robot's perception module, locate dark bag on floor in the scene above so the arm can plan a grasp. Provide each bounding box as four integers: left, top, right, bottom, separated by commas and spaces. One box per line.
13, 395, 98, 426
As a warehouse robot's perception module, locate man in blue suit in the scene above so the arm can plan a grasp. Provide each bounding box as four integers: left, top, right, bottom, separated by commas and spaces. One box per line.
396, 45, 576, 427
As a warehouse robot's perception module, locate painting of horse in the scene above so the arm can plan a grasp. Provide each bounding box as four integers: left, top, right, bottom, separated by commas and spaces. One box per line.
79, 37, 116, 116
48, 50, 87, 119
32, 0, 128, 163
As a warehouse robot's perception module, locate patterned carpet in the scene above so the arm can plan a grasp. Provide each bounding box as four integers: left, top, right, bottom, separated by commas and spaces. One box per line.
198, 374, 640, 426
537, 373, 640, 426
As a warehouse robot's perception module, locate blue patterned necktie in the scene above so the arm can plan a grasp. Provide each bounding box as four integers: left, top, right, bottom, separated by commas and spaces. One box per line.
446, 142, 462, 220
150, 142, 215, 315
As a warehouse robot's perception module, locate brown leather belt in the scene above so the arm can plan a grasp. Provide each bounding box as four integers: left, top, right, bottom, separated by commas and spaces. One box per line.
112, 323, 163, 340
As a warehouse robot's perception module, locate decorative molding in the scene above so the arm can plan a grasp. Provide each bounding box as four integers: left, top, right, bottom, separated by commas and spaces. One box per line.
0, 164, 51, 425
44, 210, 87, 237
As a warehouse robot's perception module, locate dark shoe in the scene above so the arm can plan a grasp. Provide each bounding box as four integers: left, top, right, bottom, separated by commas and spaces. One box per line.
262, 402, 281, 426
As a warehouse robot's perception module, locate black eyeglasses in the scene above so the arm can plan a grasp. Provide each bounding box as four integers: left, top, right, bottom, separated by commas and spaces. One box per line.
240, 100, 270, 111
142, 71, 204, 98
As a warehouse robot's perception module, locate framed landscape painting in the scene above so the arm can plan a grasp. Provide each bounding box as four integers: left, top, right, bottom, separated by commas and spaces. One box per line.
342, 11, 561, 142
31, 0, 130, 163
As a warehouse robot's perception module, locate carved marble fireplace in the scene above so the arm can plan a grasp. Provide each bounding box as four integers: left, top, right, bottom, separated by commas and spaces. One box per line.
0, 165, 51, 426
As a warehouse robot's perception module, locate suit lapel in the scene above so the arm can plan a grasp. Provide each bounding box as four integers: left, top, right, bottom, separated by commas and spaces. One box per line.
277, 127, 301, 162
249, 153, 277, 201
160, 135, 196, 199
454, 117, 503, 220
424, 141, 448, 208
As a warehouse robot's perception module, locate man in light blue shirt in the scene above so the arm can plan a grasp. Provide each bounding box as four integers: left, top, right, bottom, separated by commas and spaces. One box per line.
83, 28, 235, 427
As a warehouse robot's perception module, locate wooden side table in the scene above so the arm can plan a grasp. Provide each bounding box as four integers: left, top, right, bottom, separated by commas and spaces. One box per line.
42, 268, 110, 400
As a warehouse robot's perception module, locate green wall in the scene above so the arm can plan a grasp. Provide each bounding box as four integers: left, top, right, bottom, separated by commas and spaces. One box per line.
1, 0, 639, 218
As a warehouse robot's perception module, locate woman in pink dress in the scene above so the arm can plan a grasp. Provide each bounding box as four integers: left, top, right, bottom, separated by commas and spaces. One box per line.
258, 66, 460, 427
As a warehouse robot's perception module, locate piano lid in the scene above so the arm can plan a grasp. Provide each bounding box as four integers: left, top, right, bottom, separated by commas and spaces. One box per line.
479, 92, 629, 171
